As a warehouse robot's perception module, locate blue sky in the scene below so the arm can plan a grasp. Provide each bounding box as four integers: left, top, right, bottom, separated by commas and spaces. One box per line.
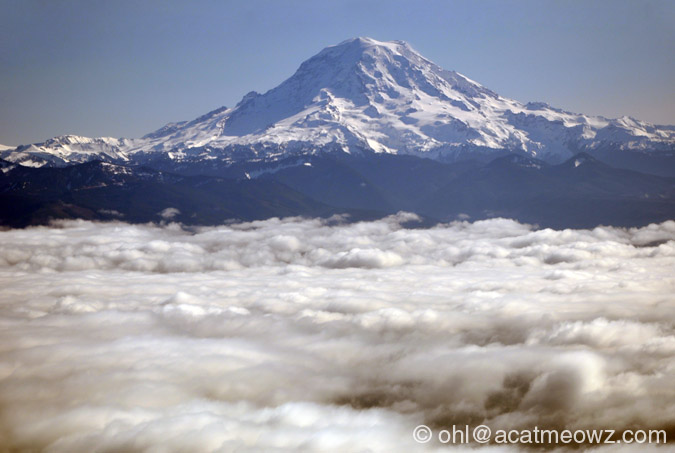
1, 0, 673, 146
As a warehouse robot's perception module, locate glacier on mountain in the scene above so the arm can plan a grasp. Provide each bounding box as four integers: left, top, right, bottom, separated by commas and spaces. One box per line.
2, 37, 673, 168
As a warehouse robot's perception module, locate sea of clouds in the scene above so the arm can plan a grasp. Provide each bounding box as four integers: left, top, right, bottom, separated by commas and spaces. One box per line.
0, 214, 673, 452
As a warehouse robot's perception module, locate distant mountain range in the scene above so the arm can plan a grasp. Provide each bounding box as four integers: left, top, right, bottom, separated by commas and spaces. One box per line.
1, 37, 674, 228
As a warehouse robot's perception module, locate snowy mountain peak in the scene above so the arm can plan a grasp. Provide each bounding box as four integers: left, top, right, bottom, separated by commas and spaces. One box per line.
141, 37, 510, 157
2, 38, 674, 168
288, 36, 496, 106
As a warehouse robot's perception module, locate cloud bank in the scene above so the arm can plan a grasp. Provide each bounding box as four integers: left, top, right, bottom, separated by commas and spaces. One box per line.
0, 215, 673, 452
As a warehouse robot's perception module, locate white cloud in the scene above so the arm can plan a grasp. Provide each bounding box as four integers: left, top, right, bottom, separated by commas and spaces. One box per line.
0, 216, 673, 451
159, 207, 181, 219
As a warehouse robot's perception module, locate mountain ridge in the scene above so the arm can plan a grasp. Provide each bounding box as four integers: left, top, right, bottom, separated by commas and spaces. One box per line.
2, 37, 673, 169
2, 151, 673, 229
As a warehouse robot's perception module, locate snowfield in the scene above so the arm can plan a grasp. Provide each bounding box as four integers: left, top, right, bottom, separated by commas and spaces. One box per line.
2, 38, 673, 168
0, 215, 673, 452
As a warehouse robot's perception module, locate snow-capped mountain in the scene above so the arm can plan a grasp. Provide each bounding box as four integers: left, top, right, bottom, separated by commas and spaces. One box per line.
2, 37, 674, 168
3, 136, 135, 168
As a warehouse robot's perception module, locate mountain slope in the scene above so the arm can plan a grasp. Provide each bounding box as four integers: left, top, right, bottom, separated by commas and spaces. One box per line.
2, 37, 673, 169
2, 152, 672, 229
0, 161, 384, 228
419, 153, 675, 228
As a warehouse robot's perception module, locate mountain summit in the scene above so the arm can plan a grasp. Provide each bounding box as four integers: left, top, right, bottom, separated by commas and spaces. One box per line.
2, 37, 674, 168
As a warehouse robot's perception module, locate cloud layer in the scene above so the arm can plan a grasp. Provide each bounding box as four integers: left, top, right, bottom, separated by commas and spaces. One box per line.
0, 215, 673, 452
